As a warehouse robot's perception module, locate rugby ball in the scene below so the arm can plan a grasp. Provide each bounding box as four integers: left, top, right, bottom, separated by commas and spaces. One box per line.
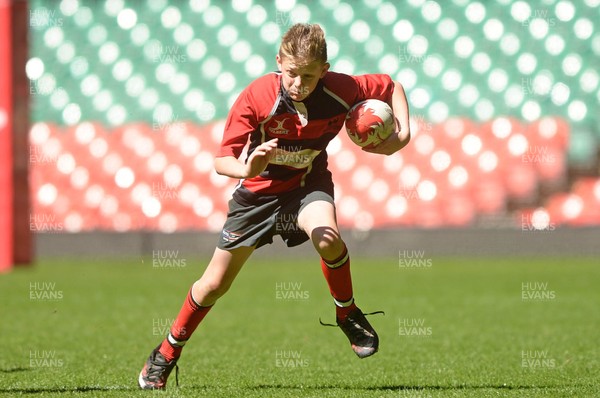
345, 99, 395, 149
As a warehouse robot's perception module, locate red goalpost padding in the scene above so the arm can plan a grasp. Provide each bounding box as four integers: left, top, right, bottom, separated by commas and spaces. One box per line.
0, 0, 13, 272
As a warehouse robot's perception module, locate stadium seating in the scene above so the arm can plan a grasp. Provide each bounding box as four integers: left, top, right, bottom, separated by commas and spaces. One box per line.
31, 115, 592, 231
27, 0, 599, 231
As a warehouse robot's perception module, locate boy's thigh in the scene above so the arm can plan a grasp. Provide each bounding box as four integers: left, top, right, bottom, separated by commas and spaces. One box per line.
296, 197, 337, 233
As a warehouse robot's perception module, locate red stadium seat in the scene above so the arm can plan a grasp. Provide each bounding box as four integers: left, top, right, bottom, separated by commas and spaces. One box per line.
526, 116, 569, 150
570, 178, 600, 225
411, 199, 444, 228
502, 163, 538, 201
472, 177, 506, 215
441, 192, 476, 226
531, 145, 566, 183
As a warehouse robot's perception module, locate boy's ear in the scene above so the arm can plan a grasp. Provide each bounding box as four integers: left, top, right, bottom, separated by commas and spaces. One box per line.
276, 54, 282, 70
320, 62, 330, 78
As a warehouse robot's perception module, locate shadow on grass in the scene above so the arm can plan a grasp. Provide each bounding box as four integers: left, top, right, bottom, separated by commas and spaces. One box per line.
0, 383, 575, 394
0, 366, 31, 373
252, 383, 558, 391
0, 386, 133, 394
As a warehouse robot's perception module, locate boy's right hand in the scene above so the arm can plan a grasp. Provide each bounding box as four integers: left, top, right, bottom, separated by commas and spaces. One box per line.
244, 138, 278, 178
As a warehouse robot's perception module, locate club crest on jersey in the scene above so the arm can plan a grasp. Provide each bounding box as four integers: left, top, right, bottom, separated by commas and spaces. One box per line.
268, 118, 290, 135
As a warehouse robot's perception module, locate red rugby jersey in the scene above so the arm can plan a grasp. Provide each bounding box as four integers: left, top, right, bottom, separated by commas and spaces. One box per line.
218, 71, 394, 202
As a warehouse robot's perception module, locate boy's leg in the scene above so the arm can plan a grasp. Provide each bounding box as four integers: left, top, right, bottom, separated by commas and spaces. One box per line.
297, 200, 355, 316
139, 245, 254, 389
297, 200, 379, 358
159, 246, 254, 360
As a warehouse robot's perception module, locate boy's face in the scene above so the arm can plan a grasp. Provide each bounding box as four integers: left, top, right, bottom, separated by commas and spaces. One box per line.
277, 55, 329, 101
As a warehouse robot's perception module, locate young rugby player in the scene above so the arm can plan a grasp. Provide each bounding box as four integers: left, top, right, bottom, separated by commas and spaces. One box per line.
139, 23, 410, 389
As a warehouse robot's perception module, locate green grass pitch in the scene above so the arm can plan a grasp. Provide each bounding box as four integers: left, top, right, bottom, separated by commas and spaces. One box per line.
0, 254, 598, 397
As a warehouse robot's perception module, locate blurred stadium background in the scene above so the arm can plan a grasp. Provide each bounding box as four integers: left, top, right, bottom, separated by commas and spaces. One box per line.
1, 0, 599, 271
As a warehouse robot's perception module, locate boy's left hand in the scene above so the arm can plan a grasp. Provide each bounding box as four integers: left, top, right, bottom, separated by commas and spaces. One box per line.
362, 118, 410, 155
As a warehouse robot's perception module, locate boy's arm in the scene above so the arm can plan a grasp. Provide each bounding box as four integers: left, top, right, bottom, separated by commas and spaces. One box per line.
215, 138, 278, 179
363, 81, 411, 155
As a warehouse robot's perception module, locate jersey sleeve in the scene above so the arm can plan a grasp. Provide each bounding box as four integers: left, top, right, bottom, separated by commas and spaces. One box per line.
217, 87, 257, 159
321, 72, 395, 108
351, 73, 395, 104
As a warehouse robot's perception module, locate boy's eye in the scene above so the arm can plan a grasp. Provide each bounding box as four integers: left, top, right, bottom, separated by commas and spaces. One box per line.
289, 73, 314, 80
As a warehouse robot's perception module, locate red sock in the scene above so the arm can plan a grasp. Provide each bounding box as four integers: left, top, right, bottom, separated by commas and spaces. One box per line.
159, 287, 213, 361
321, 246, 357, 320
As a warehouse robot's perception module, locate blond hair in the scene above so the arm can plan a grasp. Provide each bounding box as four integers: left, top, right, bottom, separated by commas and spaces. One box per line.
279, 23, 327, 66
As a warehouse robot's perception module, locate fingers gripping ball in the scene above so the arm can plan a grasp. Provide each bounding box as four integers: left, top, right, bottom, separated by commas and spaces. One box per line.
345, 99, 395, 150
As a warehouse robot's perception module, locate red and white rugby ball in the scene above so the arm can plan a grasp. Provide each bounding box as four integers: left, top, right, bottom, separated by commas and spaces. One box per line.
345, 99, 395, 149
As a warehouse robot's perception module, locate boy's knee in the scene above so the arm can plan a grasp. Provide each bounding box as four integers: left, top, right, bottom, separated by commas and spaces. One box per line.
311, 228, 345, 261
193, 278, 231, 303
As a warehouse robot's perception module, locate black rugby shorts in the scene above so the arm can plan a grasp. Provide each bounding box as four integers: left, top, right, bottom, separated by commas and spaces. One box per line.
217, 188, 335, 251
